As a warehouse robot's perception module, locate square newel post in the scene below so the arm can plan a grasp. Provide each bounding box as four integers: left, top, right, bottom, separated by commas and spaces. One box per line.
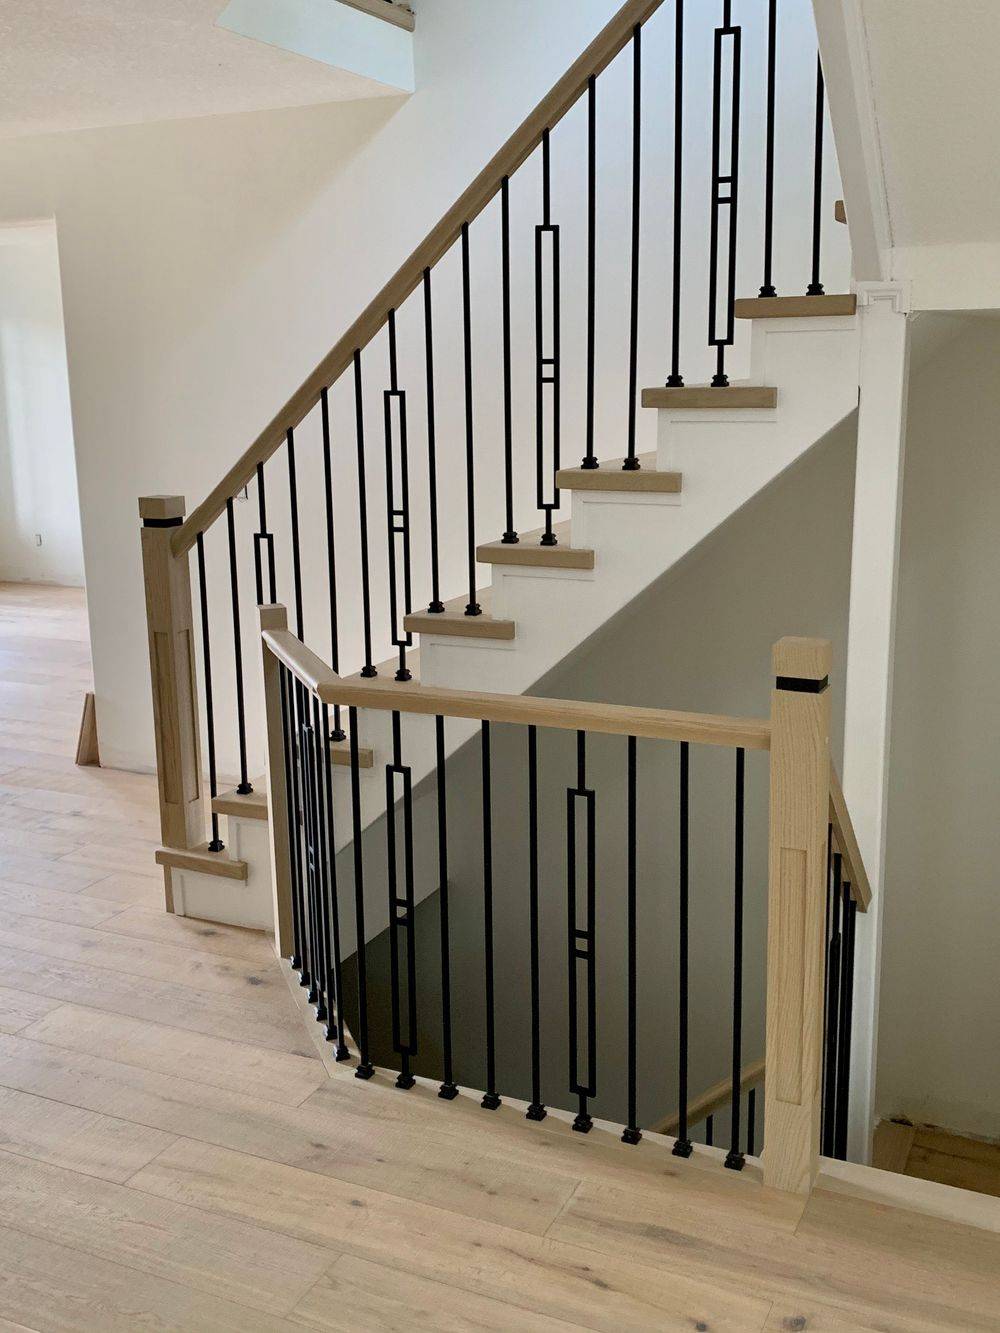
139, 498, 206, 892
259, 604, 295, 960
764, 636, 832, 1195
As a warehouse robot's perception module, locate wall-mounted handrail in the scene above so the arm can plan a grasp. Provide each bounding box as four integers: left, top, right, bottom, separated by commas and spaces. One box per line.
171, 0, 668, 557
829, 765, 871, 912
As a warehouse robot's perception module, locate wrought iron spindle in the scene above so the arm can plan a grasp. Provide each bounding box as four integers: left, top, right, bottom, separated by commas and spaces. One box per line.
526, 725, 546, 1120
253, 461, 277, 606
726, 747, 746, 1171
666, 0, 685, 388
673, 740, 693, 1157
383, 310, 414, 682
289, 676, 311, 989
705, 1114, 714, 1147
461, 224, 482, 617
436, 715, 458, 1098
535, 130, 562, 542
348, 706, 374, 1077
320, 389, 345, 742
622, 735, 641, 1144
195, 533, 224, 852
386, 712, 418, 1088
747, 1085, 757, 1157
582, 76, 599, 469
279, 666, 304, 971
481, 721, 500, 1108
311, 698, 333, 1028
300, 701, 323, 1010
225, 499, 252, 795
423, 270, 445, 613
501, 178, 519, 539
624, 25, 642, 469
320, 702, 349, 1058
834, 885, 857, 1159
286, 430, 304, 641
354, 351, 377, 675
708, 0, 742, 387
807, 56, 826, 296
567, 731, 597, 1133
759, 0, 778, 297
823, 850, 843, 1157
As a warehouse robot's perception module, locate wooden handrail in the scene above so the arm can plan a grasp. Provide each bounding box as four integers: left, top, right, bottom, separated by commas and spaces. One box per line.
172, 0, 668, 556
339, 0, 415, 32
652, 1058, 766, 1138
829, 765, 872, 912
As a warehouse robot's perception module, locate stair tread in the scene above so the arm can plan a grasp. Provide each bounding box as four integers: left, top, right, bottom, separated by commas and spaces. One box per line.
212, 786, 268, 820
478, 523, 594, 570
641, 385, 777, 410
404, 590, 515, 641
735, 293, 856, 319
556, 452, 682, 493
155, 844, 249, 881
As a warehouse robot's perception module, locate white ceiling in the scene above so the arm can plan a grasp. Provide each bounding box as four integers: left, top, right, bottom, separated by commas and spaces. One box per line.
0, 0, 399, 141
861, 0, 1000, 247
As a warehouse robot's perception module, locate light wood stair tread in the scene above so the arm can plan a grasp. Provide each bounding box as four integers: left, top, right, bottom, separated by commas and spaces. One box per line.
477, 524, 594, 570
735, 294, 857, 319
404, 591, 515, 641
641, 385, 778, 409
155, 845, 249, 881
212, 786, 268, 821
556, 452, 682, 493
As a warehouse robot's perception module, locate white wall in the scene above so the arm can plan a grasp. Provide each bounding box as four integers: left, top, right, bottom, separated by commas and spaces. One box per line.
0, 223, 84, 586
876, 318, 1000, 1142
0, 0, 845, 777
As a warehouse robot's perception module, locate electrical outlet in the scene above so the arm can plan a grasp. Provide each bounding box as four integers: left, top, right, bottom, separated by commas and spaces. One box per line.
34, 533, 42, 546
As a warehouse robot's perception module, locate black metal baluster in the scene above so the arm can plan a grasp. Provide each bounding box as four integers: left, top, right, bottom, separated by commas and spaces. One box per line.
501, 178, 519, 540
279, 665, 304, 971
310, 698, 332, 1022
349, 706, 374, 1077
300, 703, 323, 1011
436, 715, 458, 1099
195, 533, 224, 852
708, 0, 742, 387
354, 351, 378, 675
582, 76, 599, 469
759, 0, 778, 297
481, 721, 500, 1108
423, 270, 445, 613
747, 1086, 757, 1157
622, 736, 641, 1144
823, 851, 843, 1157
807, 57, 826, 296
726, 747, 746, 1171
624, 25, 642, 470
526, 725, 546, 1120
253, 461, 277, 606
567, 731, 597, 1133
320, 701, 350, 1058
386, 712, 417, 1088
383, 310, 414, 682
535, 130, 562, 543
705, 1114, 714, 1147
666, 0, 685, 387
225, 499, 252, 796
461, 224, 482, 617
289, 677, 311, 989
673, 741, 693, 1157
834, 886, 857, 1160
320, 389, 346, 742
286, 431, 304, 641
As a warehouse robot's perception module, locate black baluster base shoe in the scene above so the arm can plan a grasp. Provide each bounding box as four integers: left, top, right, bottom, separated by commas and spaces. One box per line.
621, 1127, 642, 1146
481, 1092, 502, 1111
711, 373, 730, 388
299, 972, 310, 989
330, 1039, 352, 1062
314, 1000, 328, 1023
236, 782, 254, 796
354, 1063, 375, 1081
208, 838, 225, 853
290, 954, 302, 971
501, 531, 519, 545
672, 1138, 694, 1159
580, 456, 600, 471
758, 285, 777, 298
465, 603, 483, 618
438, 1082, 459, 1100
330, 728, 347, 743
806, 283, 826, 297
540, 532, 558, 547
665, 373, 685, 388
360, 665, 378, 679
621, 457, 641, 472
427, 600, 446, 614
395, 669, 413, 683
395, 1072, 416, 1090
573, 1113, 594, 1134
307, 985, 319, 1005
724, 1150, 746, 1172
525, 1103, 547, 1122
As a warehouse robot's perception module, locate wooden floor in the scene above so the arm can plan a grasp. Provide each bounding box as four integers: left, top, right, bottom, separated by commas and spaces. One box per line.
875, 1119, 1000, 1200
0, 582, 999, 1331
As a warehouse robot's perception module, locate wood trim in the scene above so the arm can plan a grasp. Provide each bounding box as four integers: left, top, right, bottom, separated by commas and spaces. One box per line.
642, 385, 778, 410
155, 845, 248, 881
337, 0, 415, 32
872, 1119, 916, 1175
556, 453, 682, 494
652, 1059, 765, 1137
212, 787, 269, 821
75, 692, 100, 767
171, 0, 670, 555
835, 199, 848, 225
734, 295, 857, 320
829, 765, 873, 912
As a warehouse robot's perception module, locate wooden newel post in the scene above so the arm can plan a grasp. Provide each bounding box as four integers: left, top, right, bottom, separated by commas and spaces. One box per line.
139, 498, 206, 881
764, 636, 832, 1195
259, 604, 295, 959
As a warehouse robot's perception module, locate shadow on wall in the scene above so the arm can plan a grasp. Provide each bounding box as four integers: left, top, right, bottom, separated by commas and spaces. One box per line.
339, 413, 858, 1134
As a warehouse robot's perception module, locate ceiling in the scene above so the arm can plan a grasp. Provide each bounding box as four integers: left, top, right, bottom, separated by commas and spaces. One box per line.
861, 0, 1000, 247
0, 0, 399, 141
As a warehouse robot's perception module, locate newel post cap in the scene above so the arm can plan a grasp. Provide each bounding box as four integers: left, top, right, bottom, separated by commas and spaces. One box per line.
773, 637, 832, 690
139, 495, 186, 524
258, 603, 288, 632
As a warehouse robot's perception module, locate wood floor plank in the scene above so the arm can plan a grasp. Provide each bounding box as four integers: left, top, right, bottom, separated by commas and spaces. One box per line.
0, 882, 125, 928
78, 872, 164, 906
129, 1139, 774, 1332
21, 1006, 324, 1106
0, 987, 62, 1036
96, 903, 275, 963
0, 852, 109, 893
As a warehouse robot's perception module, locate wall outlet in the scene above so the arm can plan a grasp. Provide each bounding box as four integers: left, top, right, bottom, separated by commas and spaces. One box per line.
34, 533, 42, 546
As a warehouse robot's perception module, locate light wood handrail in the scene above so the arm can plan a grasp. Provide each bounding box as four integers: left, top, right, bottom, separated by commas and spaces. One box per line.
829, 766, 872, 913
652, 1058, 766, 1138
338, 0, 415, 32
171, 0, 668, 556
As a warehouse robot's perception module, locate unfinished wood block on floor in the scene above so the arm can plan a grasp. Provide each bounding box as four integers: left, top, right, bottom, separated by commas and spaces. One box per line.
74, 692, 99, 767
